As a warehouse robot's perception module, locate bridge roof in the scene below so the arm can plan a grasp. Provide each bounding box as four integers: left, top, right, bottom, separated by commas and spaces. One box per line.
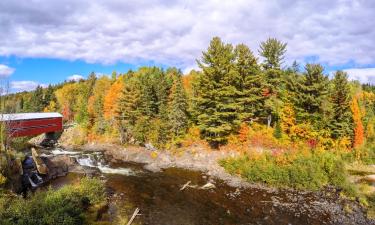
0, 112, 63, 121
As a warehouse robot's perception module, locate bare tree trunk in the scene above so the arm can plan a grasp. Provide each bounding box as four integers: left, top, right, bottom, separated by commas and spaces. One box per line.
267, 114, 272, 128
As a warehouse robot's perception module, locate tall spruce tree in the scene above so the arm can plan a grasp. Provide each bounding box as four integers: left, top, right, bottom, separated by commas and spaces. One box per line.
30, 85, 44, 112
294, 63, 329, 128
258, 38, 287, 126
259, 38, 287, 70
195, 37, 239, 147
44, 85, 56, 108
234, 44, 264, 121
76, 73, 96, 125
138, 68, 160, 117
116, 76, 141, 143
330, 71, 353, 138
169, 73, 189, 138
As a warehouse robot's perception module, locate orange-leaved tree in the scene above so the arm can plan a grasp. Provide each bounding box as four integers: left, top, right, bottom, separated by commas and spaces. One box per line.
350, 95, 364, 153
104, 77, 124, 121
238, 122, 251, 143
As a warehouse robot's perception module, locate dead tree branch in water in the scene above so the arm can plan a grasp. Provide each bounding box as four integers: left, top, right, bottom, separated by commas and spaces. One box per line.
180, 180, 192, 191
126, 208, 140, 225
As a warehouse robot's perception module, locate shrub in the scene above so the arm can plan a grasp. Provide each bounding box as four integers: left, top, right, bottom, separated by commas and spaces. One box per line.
0, 177, 106, 225
342, 142, 375, 165
220, 150, 355, 194
0, 173, 6, 186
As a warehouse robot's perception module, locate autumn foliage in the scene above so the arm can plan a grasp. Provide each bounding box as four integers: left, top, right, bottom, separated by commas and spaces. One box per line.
238, 122, 251, 143
351, 96, 364, 149
104, 78, 124, 120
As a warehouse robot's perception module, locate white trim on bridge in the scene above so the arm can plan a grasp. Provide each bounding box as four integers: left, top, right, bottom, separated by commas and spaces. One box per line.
0, 113, 63, 121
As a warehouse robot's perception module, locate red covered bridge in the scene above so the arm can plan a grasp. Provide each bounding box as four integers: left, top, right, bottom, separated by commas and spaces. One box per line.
0, 113, 63, 137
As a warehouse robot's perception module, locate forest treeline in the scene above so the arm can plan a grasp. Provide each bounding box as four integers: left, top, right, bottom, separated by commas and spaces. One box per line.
4, 37, 375, 154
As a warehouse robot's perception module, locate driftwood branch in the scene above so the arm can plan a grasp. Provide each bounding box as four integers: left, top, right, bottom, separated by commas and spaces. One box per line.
126, 208, 140, 225
180, 181, 192, 191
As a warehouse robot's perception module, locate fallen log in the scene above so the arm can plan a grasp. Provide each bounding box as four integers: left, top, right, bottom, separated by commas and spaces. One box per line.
200, 182, 216, 190
126, 208, 140, 225
180, 181, 192, 191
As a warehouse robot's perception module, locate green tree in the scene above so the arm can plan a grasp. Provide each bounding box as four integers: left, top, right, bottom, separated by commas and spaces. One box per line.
43, 84, 56, 109
195, 37, 239, 147
169, 73, 189, 138
75, 73, 96, 125
116, 76, 141, 143
330, 71, 353, 138
259, 38, 287, 70
29, 86, 44, 112
88, 76, 111, 134
137, 68, 161, 117
293, 63, 330, 128
234, 44, 264, 121
273, 120, 282, 139
258, 38, 287, 126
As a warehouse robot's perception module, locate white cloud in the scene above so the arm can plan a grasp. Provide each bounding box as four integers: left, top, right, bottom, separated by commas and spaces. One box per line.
182, 65, 200, 75
0, 0, 375, 70
344, 68, 375, 84
67, 74, 84, 81
0, 64, 15, 77
11, 81, 47, 92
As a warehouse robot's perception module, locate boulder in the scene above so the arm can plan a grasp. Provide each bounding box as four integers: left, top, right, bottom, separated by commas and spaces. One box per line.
363, 174, 375, 182
32, 148, 48, 174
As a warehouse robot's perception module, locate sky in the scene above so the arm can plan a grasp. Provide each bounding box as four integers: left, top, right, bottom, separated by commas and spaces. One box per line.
1, 0, 375, 92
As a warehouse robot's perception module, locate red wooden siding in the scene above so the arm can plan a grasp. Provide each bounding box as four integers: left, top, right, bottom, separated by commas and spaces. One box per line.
6, 117, 63, 137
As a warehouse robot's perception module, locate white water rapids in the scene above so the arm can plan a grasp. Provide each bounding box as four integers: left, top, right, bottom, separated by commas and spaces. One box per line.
50, 148, 136, 175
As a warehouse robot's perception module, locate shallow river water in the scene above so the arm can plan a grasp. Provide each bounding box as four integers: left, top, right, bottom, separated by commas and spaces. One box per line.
44, 149, 362, 225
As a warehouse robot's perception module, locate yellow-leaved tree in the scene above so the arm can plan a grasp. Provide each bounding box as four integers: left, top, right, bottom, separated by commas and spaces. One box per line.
55, 83, 80, 121
87, 76, 112, 136
280, 103, 296, 136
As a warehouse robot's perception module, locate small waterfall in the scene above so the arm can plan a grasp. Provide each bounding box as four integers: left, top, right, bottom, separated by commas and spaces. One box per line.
97, 164, 135, 175
50, 149, 137, 176
76, 155, 97, 167
51, 149, 81, 155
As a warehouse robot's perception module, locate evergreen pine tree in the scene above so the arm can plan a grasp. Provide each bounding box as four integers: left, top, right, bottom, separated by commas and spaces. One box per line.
293, 63, 329, 128
259, 38, 287, 94
76, 73, 96, 125
116, 77, 141, 143
195, 37, 238, 147
273, 120, 282, 139
138, 68, 159, 117
258, 38, 287, 126
234, 44, 264, 121
43, 84, 56, 109
330, 71, 353, 138
30, 85, 44, 112
169, 73, 189, 138
259, 38, 287, 70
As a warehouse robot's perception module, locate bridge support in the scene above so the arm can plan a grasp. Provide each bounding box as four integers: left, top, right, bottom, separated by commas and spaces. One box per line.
45, 132, 57, 140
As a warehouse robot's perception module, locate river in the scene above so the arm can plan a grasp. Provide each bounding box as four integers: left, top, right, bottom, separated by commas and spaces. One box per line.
42, 148, 371, 225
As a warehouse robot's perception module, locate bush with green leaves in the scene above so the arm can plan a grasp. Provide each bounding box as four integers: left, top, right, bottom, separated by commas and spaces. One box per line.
220, 150, 356, 195
0, 177, 105, 225
341, 142, 375, 165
